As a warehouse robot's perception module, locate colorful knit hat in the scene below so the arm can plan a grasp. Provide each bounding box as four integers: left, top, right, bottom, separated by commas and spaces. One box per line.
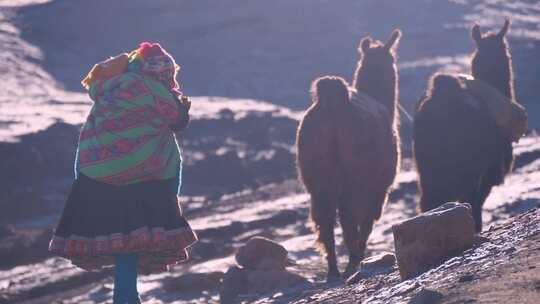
128, 42, 181, 95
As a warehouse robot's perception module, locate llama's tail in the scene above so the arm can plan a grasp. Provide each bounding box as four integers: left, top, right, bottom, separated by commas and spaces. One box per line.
311, 76, 350, 105
309, 194, 337, 256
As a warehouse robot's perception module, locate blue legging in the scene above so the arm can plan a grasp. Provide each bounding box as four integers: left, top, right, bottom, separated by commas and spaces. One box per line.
113, 254, 140, 304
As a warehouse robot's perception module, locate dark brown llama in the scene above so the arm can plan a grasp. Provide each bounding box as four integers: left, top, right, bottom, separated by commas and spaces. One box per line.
414, 19, 524, 232
296, 30, 401, 280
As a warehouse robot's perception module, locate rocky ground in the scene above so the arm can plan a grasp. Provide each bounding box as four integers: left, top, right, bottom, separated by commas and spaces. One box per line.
288, 207, 540, 304
1, 0, 539, 303
2, 137, 538, 304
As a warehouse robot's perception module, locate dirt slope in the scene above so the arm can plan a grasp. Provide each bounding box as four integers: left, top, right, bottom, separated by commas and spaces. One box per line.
289, 208, 540, 304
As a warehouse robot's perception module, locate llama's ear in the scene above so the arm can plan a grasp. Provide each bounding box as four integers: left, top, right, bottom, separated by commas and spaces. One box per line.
359, 37, 372, 53
384, 29, 402, 52
498, 18, 510, 38
471, 23, 482, 44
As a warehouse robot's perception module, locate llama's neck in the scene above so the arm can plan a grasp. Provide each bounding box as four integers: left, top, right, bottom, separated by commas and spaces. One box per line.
353, 64, 398, 123
472, 53, 515, 101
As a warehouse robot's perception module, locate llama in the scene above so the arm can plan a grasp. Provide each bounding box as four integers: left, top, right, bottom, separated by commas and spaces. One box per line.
413, 19, 525, 232
296, 30, 401, 280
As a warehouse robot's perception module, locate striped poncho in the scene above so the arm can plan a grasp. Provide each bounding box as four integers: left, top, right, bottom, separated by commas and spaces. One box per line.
76, 72, 182, 186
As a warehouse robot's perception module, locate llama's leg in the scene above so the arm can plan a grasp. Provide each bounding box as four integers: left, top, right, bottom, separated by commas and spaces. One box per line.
471, 202, 483, 233
310, 194, 339, 280
418, 181, 437, 212
418, 192, 431, 213
418, 182, 453, 213
461, 194, 484, 233
470, 177, 494, 232
338, 201, 361, 279
459, 174, 493, 233
358, 218, 374, 262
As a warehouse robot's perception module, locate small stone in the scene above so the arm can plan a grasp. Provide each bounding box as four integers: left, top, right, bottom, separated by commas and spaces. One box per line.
345, 271, 367, 285
458, 273, 475, 282
346, 252, 397, 285
235, 237, 288, 270
393, 202, 475, 279
361, 252, 396, 269
503, 246, 516, 254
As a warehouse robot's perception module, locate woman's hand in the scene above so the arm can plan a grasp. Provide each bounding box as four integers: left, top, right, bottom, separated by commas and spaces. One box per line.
180, 96, 191, 111
170, 95, 191, 132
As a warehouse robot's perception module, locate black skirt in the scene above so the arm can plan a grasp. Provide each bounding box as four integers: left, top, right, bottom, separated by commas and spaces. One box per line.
49, 173, 197, 274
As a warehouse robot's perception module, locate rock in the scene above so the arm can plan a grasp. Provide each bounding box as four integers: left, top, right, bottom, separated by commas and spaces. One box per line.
164, 271, 224, 292
235, 237, 288, 270
255, 258, 288, 270
346, 252, 396, 285
408, 288, 443, 304
392, 202, 475, 279
360, 252, 396, 269
220, 266, 308, 304
458, 273, 475, 282
504, 246, 517, 254
346, 272, 365, 285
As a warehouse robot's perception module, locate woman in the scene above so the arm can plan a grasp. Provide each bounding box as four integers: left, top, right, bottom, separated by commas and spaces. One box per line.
49, 42, 197, 304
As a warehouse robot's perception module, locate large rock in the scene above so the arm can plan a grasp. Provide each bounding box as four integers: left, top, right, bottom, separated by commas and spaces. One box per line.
235, 237, 288, 270
219, 266, 308, 304
392, 202, 475, 279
